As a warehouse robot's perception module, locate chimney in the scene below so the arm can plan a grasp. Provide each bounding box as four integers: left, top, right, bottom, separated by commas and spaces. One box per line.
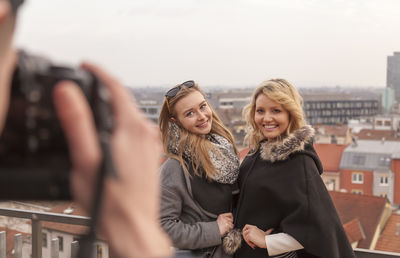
396, 223, 400, 236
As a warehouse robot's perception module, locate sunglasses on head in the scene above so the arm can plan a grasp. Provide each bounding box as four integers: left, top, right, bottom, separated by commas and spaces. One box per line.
165, 80, 195, 114
165, 80, 195, 98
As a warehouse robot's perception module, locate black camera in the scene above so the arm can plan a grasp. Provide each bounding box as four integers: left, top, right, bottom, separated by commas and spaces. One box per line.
0, 51, 113, 199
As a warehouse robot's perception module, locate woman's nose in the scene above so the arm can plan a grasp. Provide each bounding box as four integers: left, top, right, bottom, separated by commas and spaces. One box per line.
197, 111, 206, 120
263, 113, 273, 122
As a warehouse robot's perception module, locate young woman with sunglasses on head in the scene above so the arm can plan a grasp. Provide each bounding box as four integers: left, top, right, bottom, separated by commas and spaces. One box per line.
159, 81, 242, 257
234, 79, 355, 258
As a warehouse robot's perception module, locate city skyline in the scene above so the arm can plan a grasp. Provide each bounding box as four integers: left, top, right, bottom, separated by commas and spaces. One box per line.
14, 0, 400, 88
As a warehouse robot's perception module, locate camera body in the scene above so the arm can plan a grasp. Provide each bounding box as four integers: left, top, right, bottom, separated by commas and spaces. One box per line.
0, 51, 113, 199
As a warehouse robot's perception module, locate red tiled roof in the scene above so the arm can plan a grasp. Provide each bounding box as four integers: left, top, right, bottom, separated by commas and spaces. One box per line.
355, 129, 400, 141
314, 125, 349, 136
375, 213, 400, 252
314, 143, 347, 172
0, 227, 29, 258
343, 218, 365, 243
329, 191, 388, 249
42, 202, 89, 236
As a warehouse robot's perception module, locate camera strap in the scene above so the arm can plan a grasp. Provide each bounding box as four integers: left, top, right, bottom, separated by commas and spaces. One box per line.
77, 136, 116, 258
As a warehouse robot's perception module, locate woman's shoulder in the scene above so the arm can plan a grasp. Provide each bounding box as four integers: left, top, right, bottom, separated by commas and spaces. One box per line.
160, 158, 186, 186
161, 157, 181, 168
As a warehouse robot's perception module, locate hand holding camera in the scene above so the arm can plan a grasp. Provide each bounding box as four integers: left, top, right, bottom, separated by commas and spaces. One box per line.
0, 51, 113, 199
54, 62, 171, 257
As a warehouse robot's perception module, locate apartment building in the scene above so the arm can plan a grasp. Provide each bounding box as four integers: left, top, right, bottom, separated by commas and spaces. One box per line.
303, 93, 379, 125
387, 52, 400, 101
339, 139, 400, 206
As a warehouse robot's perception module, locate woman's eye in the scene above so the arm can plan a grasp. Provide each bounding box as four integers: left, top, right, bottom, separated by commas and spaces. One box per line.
272, 109, 281, 113
185, 111, 194, 117
200, 103, 207, 109
256, 109, 264, 114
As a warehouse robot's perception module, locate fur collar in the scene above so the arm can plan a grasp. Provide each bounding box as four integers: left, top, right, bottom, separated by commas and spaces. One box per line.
260, 125, 314, 163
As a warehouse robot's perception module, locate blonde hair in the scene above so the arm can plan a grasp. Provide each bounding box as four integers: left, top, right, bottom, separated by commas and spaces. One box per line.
243, 78, 305, 152
159, 83, 237, 179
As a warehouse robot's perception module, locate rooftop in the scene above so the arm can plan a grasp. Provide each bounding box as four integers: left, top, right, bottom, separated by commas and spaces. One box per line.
375, 213, 400, 253
314, 124, 350, 136
314, 143, 347, 171
343, 218, 366, 243
355, 130, 400, 142
330, 191, 389, 249
344, 140, 400, 156
42, 202, 89, 236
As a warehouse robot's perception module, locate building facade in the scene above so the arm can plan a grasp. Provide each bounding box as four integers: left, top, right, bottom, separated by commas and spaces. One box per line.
381, 87, 395, 113
139, 100, 162, 124
387, 52, 400, 101
303, 93, 379, 125
339, 140, 400, 205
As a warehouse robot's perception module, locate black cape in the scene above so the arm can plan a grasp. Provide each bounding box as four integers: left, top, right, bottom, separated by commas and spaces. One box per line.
234, 126, 355, 258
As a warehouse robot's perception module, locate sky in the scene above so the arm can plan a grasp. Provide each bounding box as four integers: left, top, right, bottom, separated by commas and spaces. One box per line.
14, 0, 400, 88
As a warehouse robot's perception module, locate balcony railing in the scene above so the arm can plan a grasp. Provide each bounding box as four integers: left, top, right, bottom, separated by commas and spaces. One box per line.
355, 249, 400, 258
0, 207, 400, 258
0, 206, 91, 258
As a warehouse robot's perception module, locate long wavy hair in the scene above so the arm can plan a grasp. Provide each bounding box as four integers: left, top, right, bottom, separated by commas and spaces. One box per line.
159, 82, 237, 179
243, 78, 305, 152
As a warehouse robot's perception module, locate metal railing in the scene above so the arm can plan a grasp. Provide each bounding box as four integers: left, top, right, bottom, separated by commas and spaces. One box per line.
0, 207, 91, 258
1, 207, 400, 258
355, 249, 400, 258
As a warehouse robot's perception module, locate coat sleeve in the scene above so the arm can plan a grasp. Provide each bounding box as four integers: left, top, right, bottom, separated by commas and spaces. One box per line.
159, 160, 222, 250
266, 233, 303, 256
279, 155, 355, 258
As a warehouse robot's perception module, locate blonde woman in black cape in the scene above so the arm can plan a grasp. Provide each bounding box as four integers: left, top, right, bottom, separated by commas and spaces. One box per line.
234, 79, 355, 258
158, 81, 242, 257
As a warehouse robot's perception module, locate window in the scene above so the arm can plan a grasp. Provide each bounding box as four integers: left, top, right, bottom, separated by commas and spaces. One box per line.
58, 236, 64, 252
352, 172, 364, 184
379, 157, 391, 166
380, 175, 389, 185
351, 189, 363, 194
352, 155, 366, 165
384, 121, 391, 126
42, 233, 47, 248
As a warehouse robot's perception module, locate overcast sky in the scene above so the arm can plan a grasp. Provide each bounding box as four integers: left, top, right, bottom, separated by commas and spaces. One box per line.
14, 0, 400, 88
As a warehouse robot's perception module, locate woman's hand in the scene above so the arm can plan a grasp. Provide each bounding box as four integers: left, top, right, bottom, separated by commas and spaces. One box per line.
242, 224, 273, 249
217, 212, 234, 236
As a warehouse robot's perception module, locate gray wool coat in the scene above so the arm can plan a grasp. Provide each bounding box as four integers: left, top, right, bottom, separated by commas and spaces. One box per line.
160, 158, 232, 258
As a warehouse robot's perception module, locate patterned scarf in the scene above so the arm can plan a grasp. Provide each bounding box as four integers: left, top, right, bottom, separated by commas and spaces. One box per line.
167, 123, 239, 184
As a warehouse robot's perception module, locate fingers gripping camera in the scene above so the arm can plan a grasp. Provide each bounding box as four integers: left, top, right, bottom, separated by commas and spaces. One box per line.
0, 50, 113, 199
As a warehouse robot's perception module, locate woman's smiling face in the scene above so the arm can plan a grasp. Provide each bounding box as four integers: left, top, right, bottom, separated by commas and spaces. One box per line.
173, 91, 212, 135
254, 93, 289, 141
